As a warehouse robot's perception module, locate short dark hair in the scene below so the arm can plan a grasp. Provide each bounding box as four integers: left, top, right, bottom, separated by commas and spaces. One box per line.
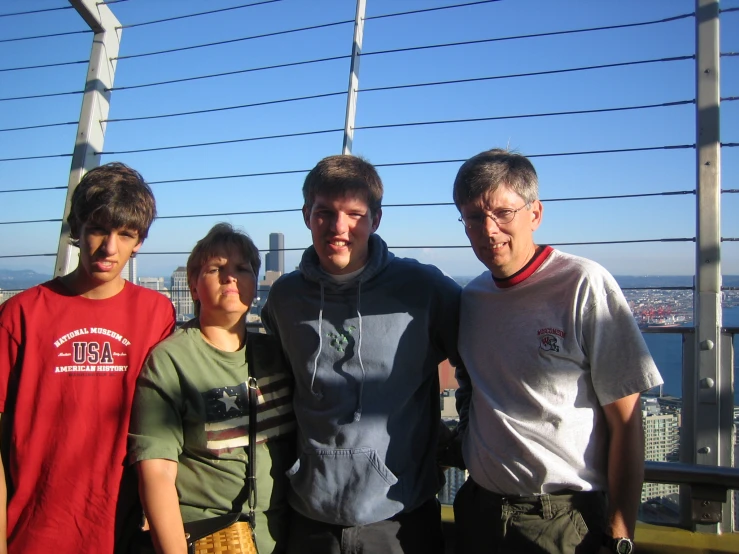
453, 148, 539, 208
67, 162, 157, 246
302, 155, 383, 215
186, 223, 261, 317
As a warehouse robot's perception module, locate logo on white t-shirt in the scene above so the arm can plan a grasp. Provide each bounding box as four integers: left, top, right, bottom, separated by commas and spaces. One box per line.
538, 327, 565, 353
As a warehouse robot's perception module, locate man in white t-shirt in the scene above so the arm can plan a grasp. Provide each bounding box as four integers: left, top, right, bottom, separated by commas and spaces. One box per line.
452, 148, 663, 554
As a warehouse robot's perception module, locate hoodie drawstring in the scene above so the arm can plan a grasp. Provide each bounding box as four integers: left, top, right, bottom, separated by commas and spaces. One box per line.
309, 282, 325, 399
353, 282, 365, 422
310, 280, 366, 421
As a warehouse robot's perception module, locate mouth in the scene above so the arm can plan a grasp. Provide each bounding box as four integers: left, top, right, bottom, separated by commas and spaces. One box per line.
92, 260, 115, 271
491, 242, 507, 250
328, 239, 349, 248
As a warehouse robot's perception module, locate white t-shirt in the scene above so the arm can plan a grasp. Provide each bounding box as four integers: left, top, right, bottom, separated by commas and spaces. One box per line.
459, 249, 663, 495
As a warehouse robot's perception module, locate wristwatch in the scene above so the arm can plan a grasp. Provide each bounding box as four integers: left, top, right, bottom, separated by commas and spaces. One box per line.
603, 535, 634, 554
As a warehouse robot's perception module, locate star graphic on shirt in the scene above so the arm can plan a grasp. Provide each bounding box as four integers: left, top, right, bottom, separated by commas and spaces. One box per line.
218, 391, 239, 412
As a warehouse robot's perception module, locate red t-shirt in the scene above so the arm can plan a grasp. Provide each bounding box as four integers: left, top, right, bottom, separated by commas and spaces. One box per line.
0, 279, 175, 554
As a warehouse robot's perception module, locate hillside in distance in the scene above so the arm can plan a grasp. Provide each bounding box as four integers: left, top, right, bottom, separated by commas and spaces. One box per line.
0, 269, 52, 291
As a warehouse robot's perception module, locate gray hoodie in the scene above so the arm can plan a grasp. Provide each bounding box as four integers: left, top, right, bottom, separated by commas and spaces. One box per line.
262, 234, 463, 526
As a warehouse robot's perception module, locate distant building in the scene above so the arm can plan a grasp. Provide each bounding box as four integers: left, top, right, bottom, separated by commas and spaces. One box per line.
641, 396, 680, 503
265, 232, 284, 274
440, 389, 458, 419
121, 256, 138, 284
139, 277, 171, 300
438, 467, 467, 505
0, 288, 20, 305
171, 266, 193, 321
139, 276, 165, 291
249, 232, 286, 319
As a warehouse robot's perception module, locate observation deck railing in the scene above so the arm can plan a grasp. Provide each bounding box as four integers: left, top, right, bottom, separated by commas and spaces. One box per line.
1, 0, 738, 551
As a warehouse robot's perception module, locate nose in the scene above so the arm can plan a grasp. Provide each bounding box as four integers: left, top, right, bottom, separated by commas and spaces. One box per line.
220, 268, 237, 283
331, 212, 349, 234
482, 213, 501, 234
100, 232, 118, 255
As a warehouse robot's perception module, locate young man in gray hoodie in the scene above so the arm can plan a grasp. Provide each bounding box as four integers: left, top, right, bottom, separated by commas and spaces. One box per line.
262, 154, 463, 554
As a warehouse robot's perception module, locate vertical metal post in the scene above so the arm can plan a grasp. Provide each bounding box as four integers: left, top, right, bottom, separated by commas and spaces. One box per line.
680, 329, 696, 527
691, 0, 728, 534
55, 0, 121, 277
719, 331, 736, 531
342, 0, 366, 155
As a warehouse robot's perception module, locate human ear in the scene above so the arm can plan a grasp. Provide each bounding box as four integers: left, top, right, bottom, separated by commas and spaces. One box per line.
530, 201, 543, 231
371, 208, 382, 233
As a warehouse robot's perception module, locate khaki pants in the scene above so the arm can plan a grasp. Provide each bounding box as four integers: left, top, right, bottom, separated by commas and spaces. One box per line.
453, 478, 608, 554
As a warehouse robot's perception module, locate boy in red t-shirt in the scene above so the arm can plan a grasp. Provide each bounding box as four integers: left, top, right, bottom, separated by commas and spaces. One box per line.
0, 163, 176, 554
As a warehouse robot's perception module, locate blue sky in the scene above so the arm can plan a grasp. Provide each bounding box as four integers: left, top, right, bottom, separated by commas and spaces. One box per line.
1, 0, 738, 279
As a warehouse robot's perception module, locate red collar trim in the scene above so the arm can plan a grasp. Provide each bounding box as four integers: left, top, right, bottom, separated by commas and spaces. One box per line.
493, 245, 553, 289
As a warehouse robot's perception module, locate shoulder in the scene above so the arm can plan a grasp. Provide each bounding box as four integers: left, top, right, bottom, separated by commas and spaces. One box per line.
387, 257, 459, 288
542, 250, 619, 291
144, 326, 199, 371
0, 280, 61, 318
123, 284, 175, 329
540, 252, 630, 321
151, 325, 196, 353
268, 269, 307, 295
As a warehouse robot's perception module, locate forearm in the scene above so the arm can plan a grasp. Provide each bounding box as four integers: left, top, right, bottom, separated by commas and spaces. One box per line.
137, 460, 187, 554
607, 429, 643, 537
604, 397, 644, 538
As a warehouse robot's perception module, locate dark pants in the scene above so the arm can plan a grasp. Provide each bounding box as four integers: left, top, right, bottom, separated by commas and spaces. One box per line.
453, 478, 607, 554
286, 497, 444, 554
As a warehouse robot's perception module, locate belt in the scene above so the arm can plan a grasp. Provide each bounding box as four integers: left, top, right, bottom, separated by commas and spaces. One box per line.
470, 478, 603, 504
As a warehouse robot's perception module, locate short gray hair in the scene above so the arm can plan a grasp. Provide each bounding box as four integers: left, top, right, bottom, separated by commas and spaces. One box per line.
453, 148, 538, 208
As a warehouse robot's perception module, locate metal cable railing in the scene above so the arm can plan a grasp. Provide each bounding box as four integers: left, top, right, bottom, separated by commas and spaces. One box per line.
0, 2, 728, 278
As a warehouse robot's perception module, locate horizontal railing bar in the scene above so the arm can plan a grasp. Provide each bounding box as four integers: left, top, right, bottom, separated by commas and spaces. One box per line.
645, 461, 739, 490
640, 326, 695, 334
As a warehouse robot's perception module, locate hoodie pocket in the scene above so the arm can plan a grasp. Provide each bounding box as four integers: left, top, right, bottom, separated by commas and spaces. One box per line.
287, 447, 401, 526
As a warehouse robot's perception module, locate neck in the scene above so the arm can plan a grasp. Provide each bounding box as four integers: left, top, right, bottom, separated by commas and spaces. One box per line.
60, 270, 125, 299
492, 242, 539, 280
199, 314, 246, 352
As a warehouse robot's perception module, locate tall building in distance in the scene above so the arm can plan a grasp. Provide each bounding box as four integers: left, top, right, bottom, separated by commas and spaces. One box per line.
639, 396, 680, 523
171, 266, 193, 322
438, 468, 467, 505
121, 256, 138, 284
265, 232, 284, 274
253, 232, 285, 318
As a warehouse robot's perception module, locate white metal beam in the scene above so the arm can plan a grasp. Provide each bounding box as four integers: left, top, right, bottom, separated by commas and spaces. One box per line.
342, 0, 366, 155
55, 0, 121, 277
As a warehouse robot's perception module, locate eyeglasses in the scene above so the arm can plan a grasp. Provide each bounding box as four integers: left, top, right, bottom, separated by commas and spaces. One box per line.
458, 203, 530, 230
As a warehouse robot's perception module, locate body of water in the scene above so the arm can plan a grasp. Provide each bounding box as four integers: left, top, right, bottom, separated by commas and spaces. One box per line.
642, 305, 739, 405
